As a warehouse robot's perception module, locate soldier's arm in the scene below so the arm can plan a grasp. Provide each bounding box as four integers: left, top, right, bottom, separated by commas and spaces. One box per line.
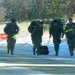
60, 25, 64, 38
31, 26, 37, 35
15, 25, 20, 34
49, 26, 52, 37
4, 25, 9, 34
17, 26, 19, 33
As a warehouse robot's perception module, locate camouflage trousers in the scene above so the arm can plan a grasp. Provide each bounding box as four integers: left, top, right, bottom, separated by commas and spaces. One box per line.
53, 37, 61, 55
31, 36, 42, 55
67, 38, 75, 56
7, 37, 16, 54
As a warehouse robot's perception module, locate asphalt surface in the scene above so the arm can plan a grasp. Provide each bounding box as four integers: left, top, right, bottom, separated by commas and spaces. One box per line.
0, 51, 75, 75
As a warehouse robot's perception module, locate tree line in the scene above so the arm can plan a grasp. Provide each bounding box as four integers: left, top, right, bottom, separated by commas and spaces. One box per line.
0, 0, 75, 22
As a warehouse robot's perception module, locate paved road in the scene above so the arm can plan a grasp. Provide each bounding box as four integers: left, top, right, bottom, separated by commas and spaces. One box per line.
0, 51, 75, 75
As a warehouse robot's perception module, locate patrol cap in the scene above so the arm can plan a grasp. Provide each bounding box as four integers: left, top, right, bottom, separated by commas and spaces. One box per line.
11, 19, 16, 22
53, 19, 58, 23
68, 18, 72, 20
40, 21, 43, 25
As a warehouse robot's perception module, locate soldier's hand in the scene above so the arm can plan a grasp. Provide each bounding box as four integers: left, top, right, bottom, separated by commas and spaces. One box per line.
11, 34, 14, 36
61, 33, 64, 38
61, 34, 64, 38
31, 33, 33, 36
49, 35, 51, 38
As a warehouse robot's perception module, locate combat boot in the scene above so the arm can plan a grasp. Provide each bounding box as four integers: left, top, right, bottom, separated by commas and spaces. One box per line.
7, 49, 10, 54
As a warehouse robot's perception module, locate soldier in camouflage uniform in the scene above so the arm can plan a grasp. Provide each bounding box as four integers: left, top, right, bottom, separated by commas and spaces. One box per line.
30, 21, 43, 55
49, 19, 64, 56
4, 19, 19, 55
65, 18, 75, 56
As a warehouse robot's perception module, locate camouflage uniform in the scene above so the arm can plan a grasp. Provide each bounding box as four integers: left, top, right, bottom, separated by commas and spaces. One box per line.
49, 19, 63, 56
4, 19, 19, 55
31, 21, 43, 55
65, 21, 75, 56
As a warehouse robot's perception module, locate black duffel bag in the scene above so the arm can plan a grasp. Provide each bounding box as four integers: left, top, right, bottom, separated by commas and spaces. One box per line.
40, 46, 49, 55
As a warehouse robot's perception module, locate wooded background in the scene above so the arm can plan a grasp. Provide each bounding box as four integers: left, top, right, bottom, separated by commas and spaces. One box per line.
0, 0, 75, 22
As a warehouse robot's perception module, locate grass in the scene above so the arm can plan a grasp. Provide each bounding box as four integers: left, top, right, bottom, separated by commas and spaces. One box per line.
17, 22, 31, 38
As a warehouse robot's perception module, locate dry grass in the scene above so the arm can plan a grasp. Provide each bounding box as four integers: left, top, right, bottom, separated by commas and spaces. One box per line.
17, 22, 31, 38
0, 23, 6, 33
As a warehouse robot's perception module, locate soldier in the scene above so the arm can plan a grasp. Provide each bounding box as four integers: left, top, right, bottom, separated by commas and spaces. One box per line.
49, 19, 64, 56
4, 19, 19, 55
65, 18, 75, 56
28, 21, 43, 55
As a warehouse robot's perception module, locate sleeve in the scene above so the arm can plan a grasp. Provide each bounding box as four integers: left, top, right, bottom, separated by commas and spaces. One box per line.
49, 26, 52, 36
61, 25, 64, 33
15, 25, 19, 34
31, 26, 37, 35
40, 27, 43, 36
4, 25, 9, 34
60, 25, 64, 37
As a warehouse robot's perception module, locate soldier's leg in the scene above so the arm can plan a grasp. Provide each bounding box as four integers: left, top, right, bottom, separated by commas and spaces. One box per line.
10, 38, 16, 55
53, 37, 59, 56
37, 44, 41, 55
36, 38, 41, 55
67, 39, 74, 56
7, 39, 11, 54
31, 37, 37, 55
33, 44, 37, 55
55, 37, 61, 56
69, 45, 74, 56
54, 43, 59, 56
